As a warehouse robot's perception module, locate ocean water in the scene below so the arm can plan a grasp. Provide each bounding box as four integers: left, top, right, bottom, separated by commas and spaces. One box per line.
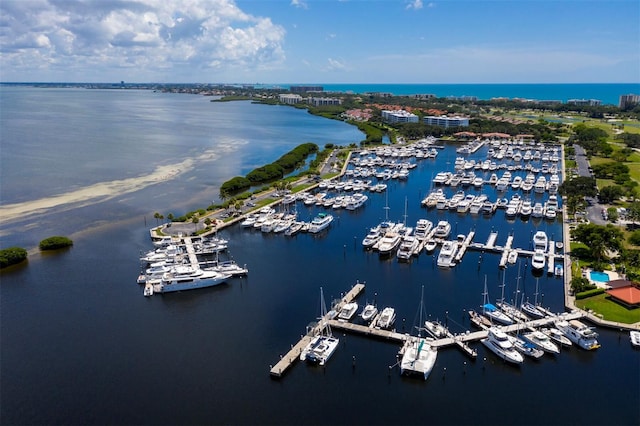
294, 83, 640, 106
1, 87, 638, 425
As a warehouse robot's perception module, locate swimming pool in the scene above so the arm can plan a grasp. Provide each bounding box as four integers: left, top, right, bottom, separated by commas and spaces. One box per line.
590, 271, 610, 282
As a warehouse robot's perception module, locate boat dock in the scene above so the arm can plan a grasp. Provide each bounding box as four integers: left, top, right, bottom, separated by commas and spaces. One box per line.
270, 282, 587, 378
455, 231, 475, 263
269, 282, 365, 378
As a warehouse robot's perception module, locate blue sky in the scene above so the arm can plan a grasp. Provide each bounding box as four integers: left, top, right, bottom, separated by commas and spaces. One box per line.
1, 0, 638, 83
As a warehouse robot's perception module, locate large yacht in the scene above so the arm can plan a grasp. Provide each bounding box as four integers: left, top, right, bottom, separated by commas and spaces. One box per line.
308, 212, 334, 233
433, 220, 452, 239
400, 337, 438, 380
533, 230, 548, 252
376, 232, 402, 256
555, 319, 600, 350
397, 235, 419, 261
154, 266, 231, 293
436, 241, 458, 267
531, 249, 546, 270
414, 219, 433, 240
481, 327, 524, 365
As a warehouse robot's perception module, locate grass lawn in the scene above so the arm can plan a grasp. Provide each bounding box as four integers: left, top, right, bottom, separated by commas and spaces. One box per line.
575, 293, 640, 324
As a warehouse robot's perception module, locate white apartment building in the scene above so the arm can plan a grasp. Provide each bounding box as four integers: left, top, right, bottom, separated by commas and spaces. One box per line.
423, 115, 470, 128
279, 94, 303, 105
381, 110, 419, 124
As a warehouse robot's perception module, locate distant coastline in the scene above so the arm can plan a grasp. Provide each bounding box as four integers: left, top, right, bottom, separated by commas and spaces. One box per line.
2, 81, 638, 105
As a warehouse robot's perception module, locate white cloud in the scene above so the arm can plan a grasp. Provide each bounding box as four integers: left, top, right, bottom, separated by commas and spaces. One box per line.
326, 57, 347, 71
290, 0, 308, 9
406, 0, 423, 10
0, 0, 286, 81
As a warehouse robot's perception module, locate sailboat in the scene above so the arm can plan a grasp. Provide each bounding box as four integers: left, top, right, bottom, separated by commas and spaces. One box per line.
400, 286, 438, 380
299, 287, 339, 366
521, 278, 546, 319
496, 266, 529, 322
481, 275, 514, 325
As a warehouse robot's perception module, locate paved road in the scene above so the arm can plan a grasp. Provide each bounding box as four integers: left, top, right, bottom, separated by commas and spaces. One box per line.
573, 144, 607, 225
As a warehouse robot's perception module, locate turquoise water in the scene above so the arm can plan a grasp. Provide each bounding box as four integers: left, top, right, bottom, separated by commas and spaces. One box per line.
590, 271, 610, 282
290, 83, 640, 106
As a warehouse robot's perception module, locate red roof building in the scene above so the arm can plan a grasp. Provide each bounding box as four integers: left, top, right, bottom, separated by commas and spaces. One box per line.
606, 285, 640, 307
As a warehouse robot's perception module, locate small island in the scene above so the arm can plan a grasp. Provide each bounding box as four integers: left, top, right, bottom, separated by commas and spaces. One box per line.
0, 247, 28, 269
39, 236, 74, 251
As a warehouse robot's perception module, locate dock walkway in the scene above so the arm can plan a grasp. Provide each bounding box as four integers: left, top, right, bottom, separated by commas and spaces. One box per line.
270, 282, 365, 378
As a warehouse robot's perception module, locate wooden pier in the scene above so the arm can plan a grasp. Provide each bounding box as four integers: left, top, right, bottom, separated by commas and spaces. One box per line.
269, 282, 365, 378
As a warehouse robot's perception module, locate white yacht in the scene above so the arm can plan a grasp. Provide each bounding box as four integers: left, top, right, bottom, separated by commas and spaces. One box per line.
362, 225, 384, 249
337, 302, 359, 321
414, 219, 433, 240
555, 319, 600, 350
424, 320, 448, 339
481, 327, 524, 365
540, 327, 573, 347
345, 193, 368, 210
154, 266, 231, 294
436, 241, 458, 268
532, 202, 544, 218
377, 232, 402, 256
308, 212, 333, 233
533, 230, 548, 252
531, 249, 546, 270
433, 220, 452, 239
522, 330, 560, 354
629, 330, 640, 348
300, 288, 339, 366
400, 336, 438, 380
360, 304, 378, 322
397, 235, 419, 261
481, 277, 514, 325
509, 335, 544, 359
376, 307, 396, 329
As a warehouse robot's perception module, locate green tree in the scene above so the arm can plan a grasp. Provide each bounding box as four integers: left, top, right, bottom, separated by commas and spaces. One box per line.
192, 216, 199, 234
598, 185, 623, 204
571, 223, 624, 262
0, 247, 28, 268
559, 176, 597, 198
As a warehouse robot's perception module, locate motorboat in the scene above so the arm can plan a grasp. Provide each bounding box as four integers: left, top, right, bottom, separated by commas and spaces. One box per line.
533, 230, 548, 252
531, 249, 546, 270
424, 240, 437, 253
362, 225, 384, 249
522, 330, 560, 354
397, 235, 419, 261
376, 307, 396, 329
414, 219, 433, 240
540, 327, 573, 347
337, 302, 359, 321
433, 220, 452, 239
143, 282, 154, 297
400, 337, 438, 380
308, 212, 333, 233
376, 232, 402, 256
360, 304, 378, 322
424, 320, 448, 339
481, 327, 524, 365
630, 330, 640, 348
204, 260, 248, 277
436, 241, 458, 268
345, 192, 368, 210
555, 319, 600, 350
532, 202, 544, 218
284, 221, 304, 236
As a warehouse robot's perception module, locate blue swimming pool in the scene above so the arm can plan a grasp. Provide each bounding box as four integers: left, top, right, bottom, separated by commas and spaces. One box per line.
590, 271, 610, 282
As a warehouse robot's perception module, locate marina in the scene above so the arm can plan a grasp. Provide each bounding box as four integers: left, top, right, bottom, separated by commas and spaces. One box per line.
3, 87, 639, 426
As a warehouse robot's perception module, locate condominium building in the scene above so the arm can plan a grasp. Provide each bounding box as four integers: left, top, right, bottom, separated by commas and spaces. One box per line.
619, 94, 640, 109
309, 97, 342, 107
567, 99, 602, 106
279, 94, 303, 105
423, 115, 470, 128
381, 110, 419, 124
